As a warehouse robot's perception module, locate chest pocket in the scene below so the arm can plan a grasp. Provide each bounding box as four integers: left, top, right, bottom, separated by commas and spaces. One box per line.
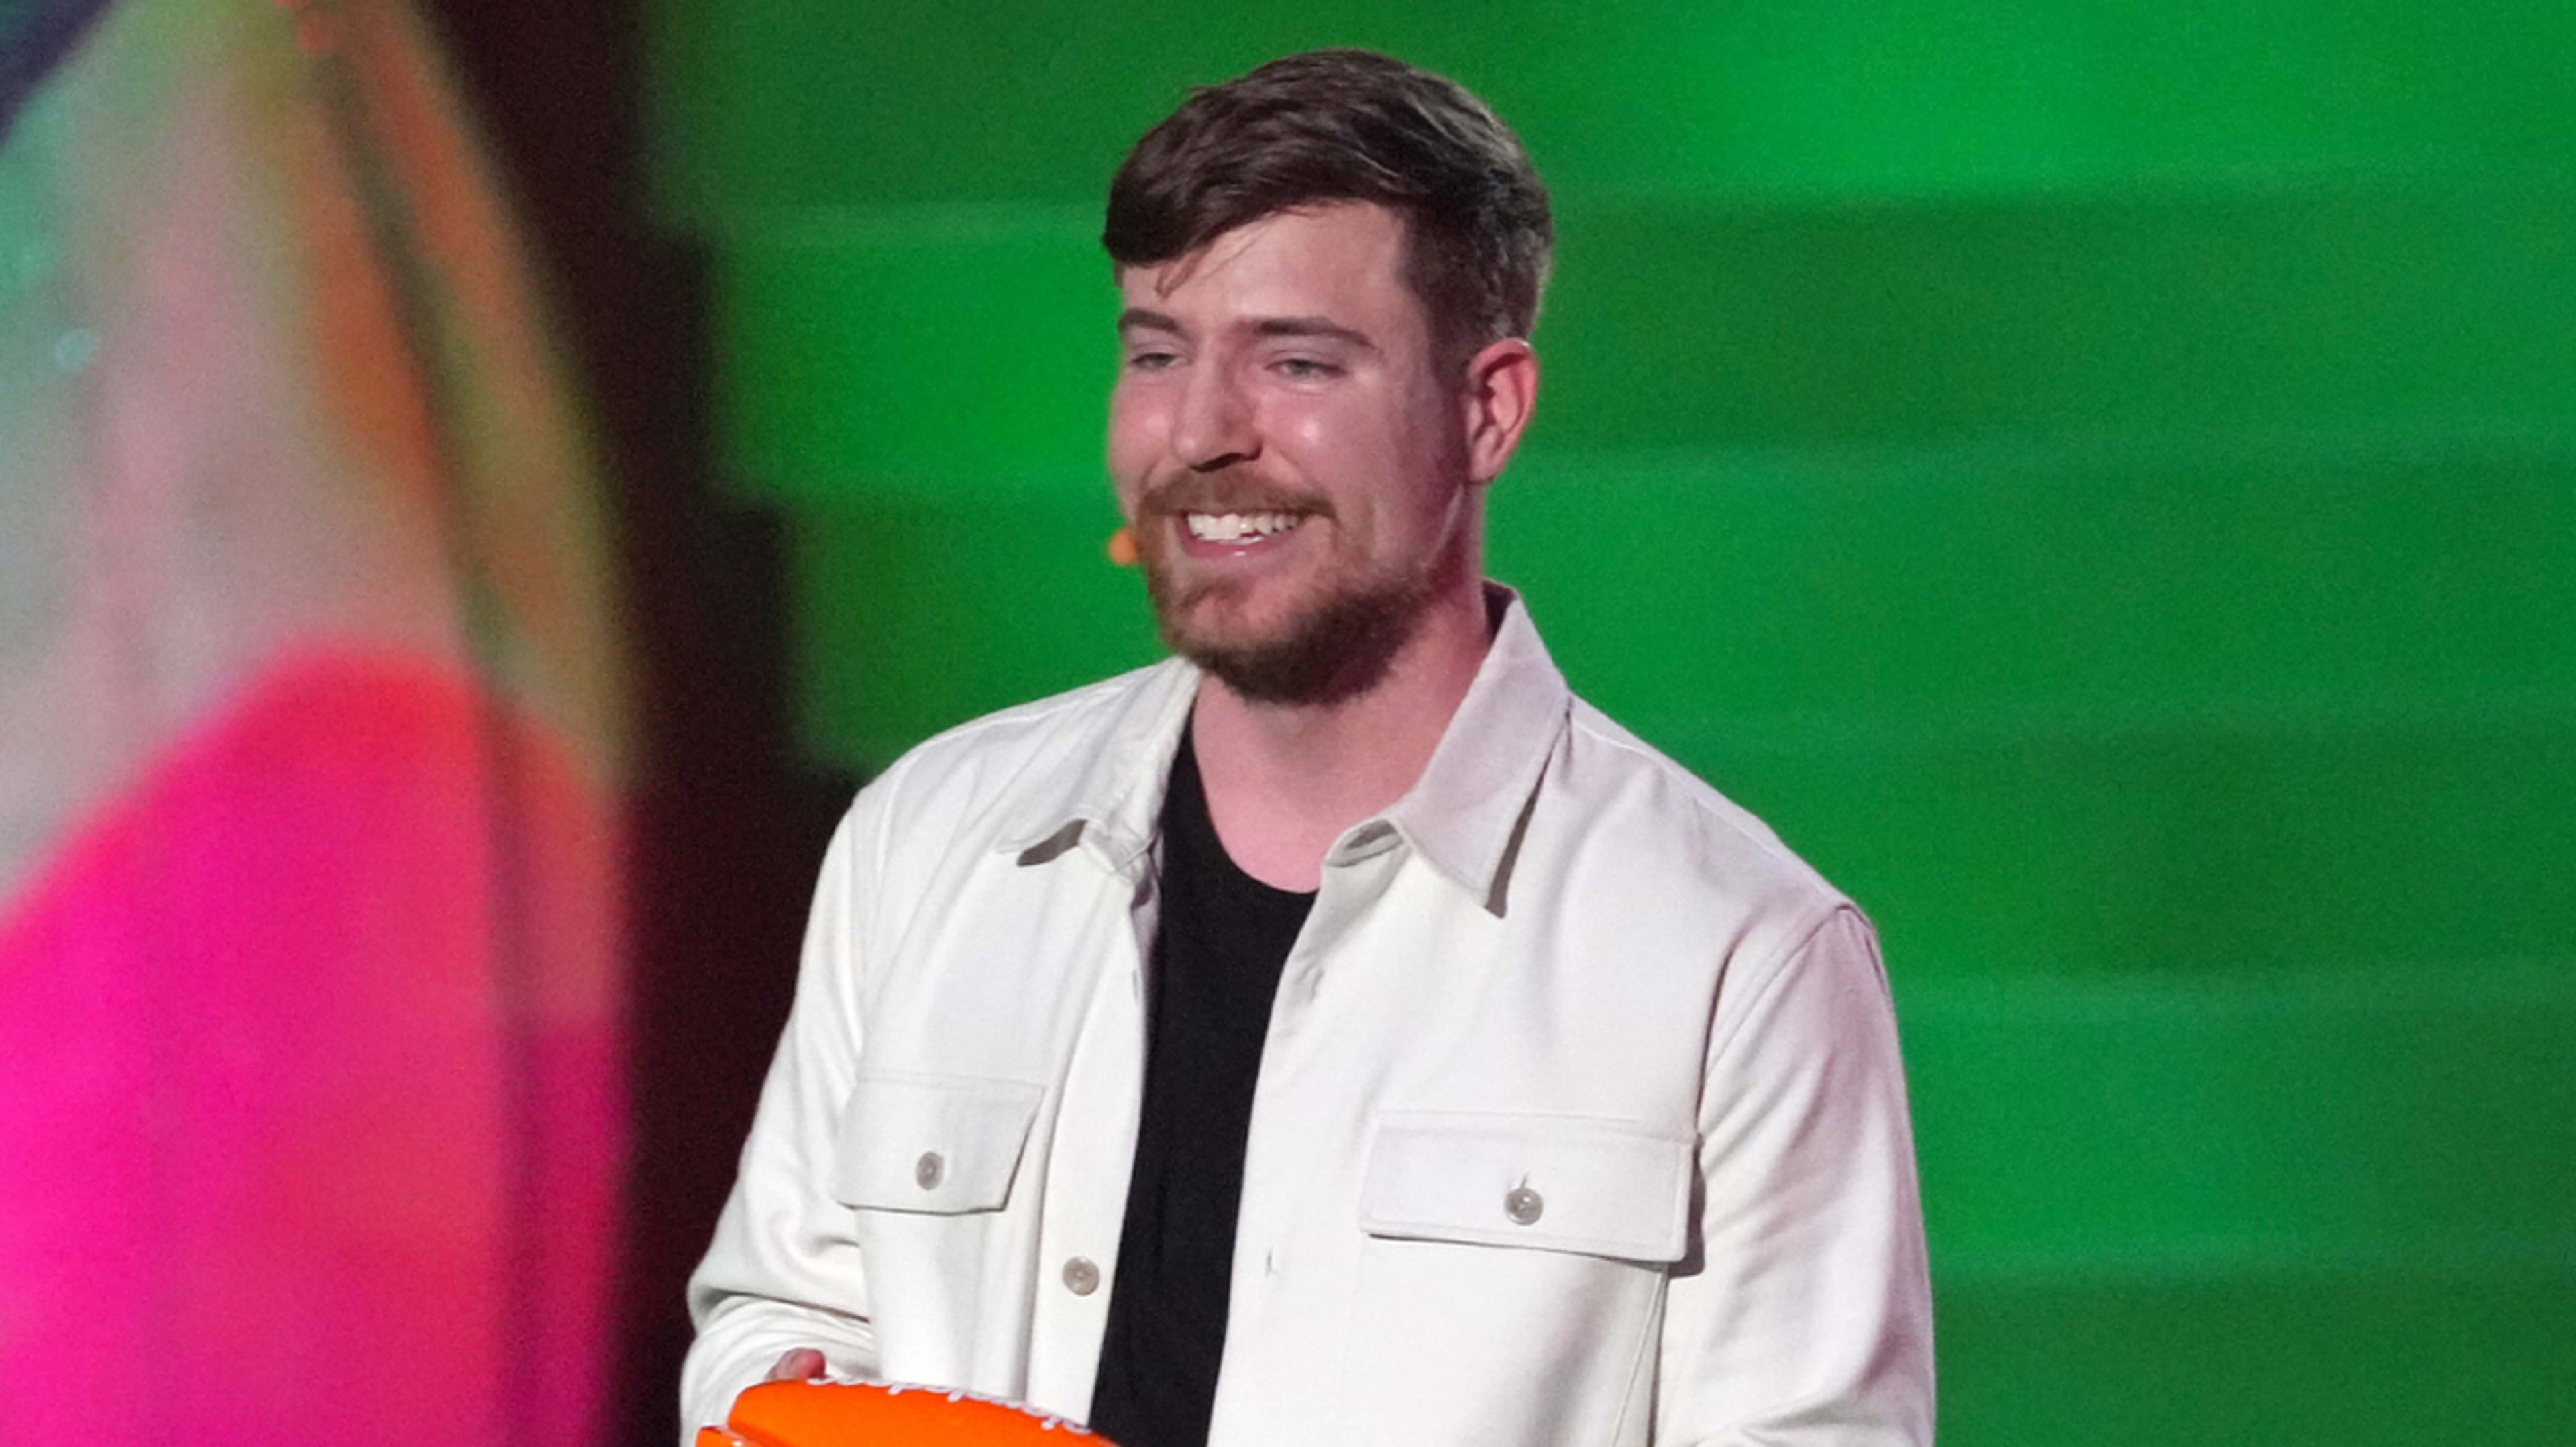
830, 1073, 1045, 1215
1359, 1110, 1693, 1263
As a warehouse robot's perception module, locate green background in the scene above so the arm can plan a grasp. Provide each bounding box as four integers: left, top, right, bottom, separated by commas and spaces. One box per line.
643, 3, 2576, 1439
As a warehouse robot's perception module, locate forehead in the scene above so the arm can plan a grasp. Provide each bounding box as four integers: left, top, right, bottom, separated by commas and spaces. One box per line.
1116, 203, 1424, 336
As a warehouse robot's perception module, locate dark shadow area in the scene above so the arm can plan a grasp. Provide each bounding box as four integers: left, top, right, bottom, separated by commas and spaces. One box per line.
421, 3, 856, 1442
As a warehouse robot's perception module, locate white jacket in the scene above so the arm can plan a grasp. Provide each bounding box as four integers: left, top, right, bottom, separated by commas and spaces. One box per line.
684, 595, 1933, 1446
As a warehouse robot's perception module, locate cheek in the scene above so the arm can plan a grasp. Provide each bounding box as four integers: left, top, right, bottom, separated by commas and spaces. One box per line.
1273, 403, 1417, 516
1271, 399, 1397, 488
1106, 390, 1161, 498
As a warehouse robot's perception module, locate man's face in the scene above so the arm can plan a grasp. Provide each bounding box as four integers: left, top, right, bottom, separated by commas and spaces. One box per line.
1109, 203, 1477, 705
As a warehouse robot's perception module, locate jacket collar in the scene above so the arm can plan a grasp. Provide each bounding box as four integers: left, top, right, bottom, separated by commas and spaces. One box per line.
1001, 584, 1571, 909
995, 655, 1199, 877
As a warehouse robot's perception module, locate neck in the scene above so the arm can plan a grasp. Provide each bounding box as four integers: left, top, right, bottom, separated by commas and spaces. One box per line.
1188, 576, 1493, 892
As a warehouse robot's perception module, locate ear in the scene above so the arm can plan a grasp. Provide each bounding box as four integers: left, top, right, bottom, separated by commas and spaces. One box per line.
1459, 337, 1540, 485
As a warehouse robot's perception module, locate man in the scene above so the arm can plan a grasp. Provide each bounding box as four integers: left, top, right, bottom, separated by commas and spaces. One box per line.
684, 49, 1933, 1447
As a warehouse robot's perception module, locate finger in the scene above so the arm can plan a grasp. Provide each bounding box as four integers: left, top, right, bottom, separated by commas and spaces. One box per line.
767, 1348, 828, 1382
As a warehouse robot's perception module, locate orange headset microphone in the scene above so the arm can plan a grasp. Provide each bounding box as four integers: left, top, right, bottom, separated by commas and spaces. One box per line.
1106, 524, 1140, 567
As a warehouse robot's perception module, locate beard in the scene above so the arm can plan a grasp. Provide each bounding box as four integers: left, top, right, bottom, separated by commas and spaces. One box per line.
1133, 476, 1463, 705
1131, 464, 1469, 707
1146, 552, 1442, 707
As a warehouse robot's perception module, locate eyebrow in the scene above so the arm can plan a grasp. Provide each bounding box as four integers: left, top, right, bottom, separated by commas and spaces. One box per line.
1115, 309, 1377, 351
1116, 307, 1183, 335
1250, 316, 1375, 350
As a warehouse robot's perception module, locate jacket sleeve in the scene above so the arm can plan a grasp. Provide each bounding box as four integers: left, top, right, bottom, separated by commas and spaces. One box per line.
679, 798, 886, 1440
1655, 906, 1937, 1446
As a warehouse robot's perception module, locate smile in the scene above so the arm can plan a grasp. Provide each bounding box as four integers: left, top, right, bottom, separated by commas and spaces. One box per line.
1183, 511, 1304, 543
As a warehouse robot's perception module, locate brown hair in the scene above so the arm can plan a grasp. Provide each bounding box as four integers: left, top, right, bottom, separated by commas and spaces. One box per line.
1104, 49, 1553, 363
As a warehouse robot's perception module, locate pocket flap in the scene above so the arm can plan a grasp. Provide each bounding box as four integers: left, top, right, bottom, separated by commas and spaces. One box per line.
1360, 1110, 1692, 1263
830, 1073, 1044, 1214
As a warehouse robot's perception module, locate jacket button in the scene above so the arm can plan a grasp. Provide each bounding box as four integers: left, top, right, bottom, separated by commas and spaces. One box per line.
1062, 1256, 1102, 1297
914, 1151, 945, 1189
1504, 1186, 1544, 1226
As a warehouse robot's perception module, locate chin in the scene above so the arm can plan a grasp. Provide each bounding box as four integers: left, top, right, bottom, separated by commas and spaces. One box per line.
1150, 569, 1307, 647
1156, 580, 1430, 708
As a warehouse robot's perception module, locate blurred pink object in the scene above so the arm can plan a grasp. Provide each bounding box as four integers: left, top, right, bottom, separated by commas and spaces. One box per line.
0, 0, 630, 1441
0, 652, 619, 1443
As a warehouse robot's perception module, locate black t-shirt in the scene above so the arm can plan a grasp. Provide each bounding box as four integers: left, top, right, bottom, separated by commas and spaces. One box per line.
1087, 727, 1315, 1447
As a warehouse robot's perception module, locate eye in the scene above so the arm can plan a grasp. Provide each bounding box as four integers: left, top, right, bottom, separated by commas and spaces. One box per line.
1271, 356, 1342, 380
1124, 348, 1181, 372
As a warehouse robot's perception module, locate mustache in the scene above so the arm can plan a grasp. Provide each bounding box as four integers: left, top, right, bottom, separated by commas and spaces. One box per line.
1137, 468, 1330, 519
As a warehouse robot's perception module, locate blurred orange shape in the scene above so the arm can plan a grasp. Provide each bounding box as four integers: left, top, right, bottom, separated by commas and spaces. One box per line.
706, 1379, 1113, 1447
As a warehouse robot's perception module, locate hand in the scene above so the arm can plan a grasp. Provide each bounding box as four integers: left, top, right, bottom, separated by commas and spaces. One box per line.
766, 1348, 828, 1383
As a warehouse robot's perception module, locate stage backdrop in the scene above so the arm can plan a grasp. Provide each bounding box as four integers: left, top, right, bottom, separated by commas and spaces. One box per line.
0, 0, 628, 1442
644, 2, 2576, 1442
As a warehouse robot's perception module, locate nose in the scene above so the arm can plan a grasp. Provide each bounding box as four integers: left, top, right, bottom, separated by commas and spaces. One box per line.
1170, 359, 1258, 473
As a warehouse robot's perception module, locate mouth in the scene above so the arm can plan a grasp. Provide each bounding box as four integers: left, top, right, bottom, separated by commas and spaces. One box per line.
1180, 510, 1306, 546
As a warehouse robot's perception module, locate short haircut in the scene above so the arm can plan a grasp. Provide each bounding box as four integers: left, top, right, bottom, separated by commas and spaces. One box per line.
1103, 49, 1554, 364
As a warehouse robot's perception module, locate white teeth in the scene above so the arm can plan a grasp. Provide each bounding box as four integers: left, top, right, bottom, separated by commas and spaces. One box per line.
1185, 511, 1300, 543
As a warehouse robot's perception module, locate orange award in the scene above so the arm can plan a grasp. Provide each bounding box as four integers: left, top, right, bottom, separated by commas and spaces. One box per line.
697, 1379, 1110, 1447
